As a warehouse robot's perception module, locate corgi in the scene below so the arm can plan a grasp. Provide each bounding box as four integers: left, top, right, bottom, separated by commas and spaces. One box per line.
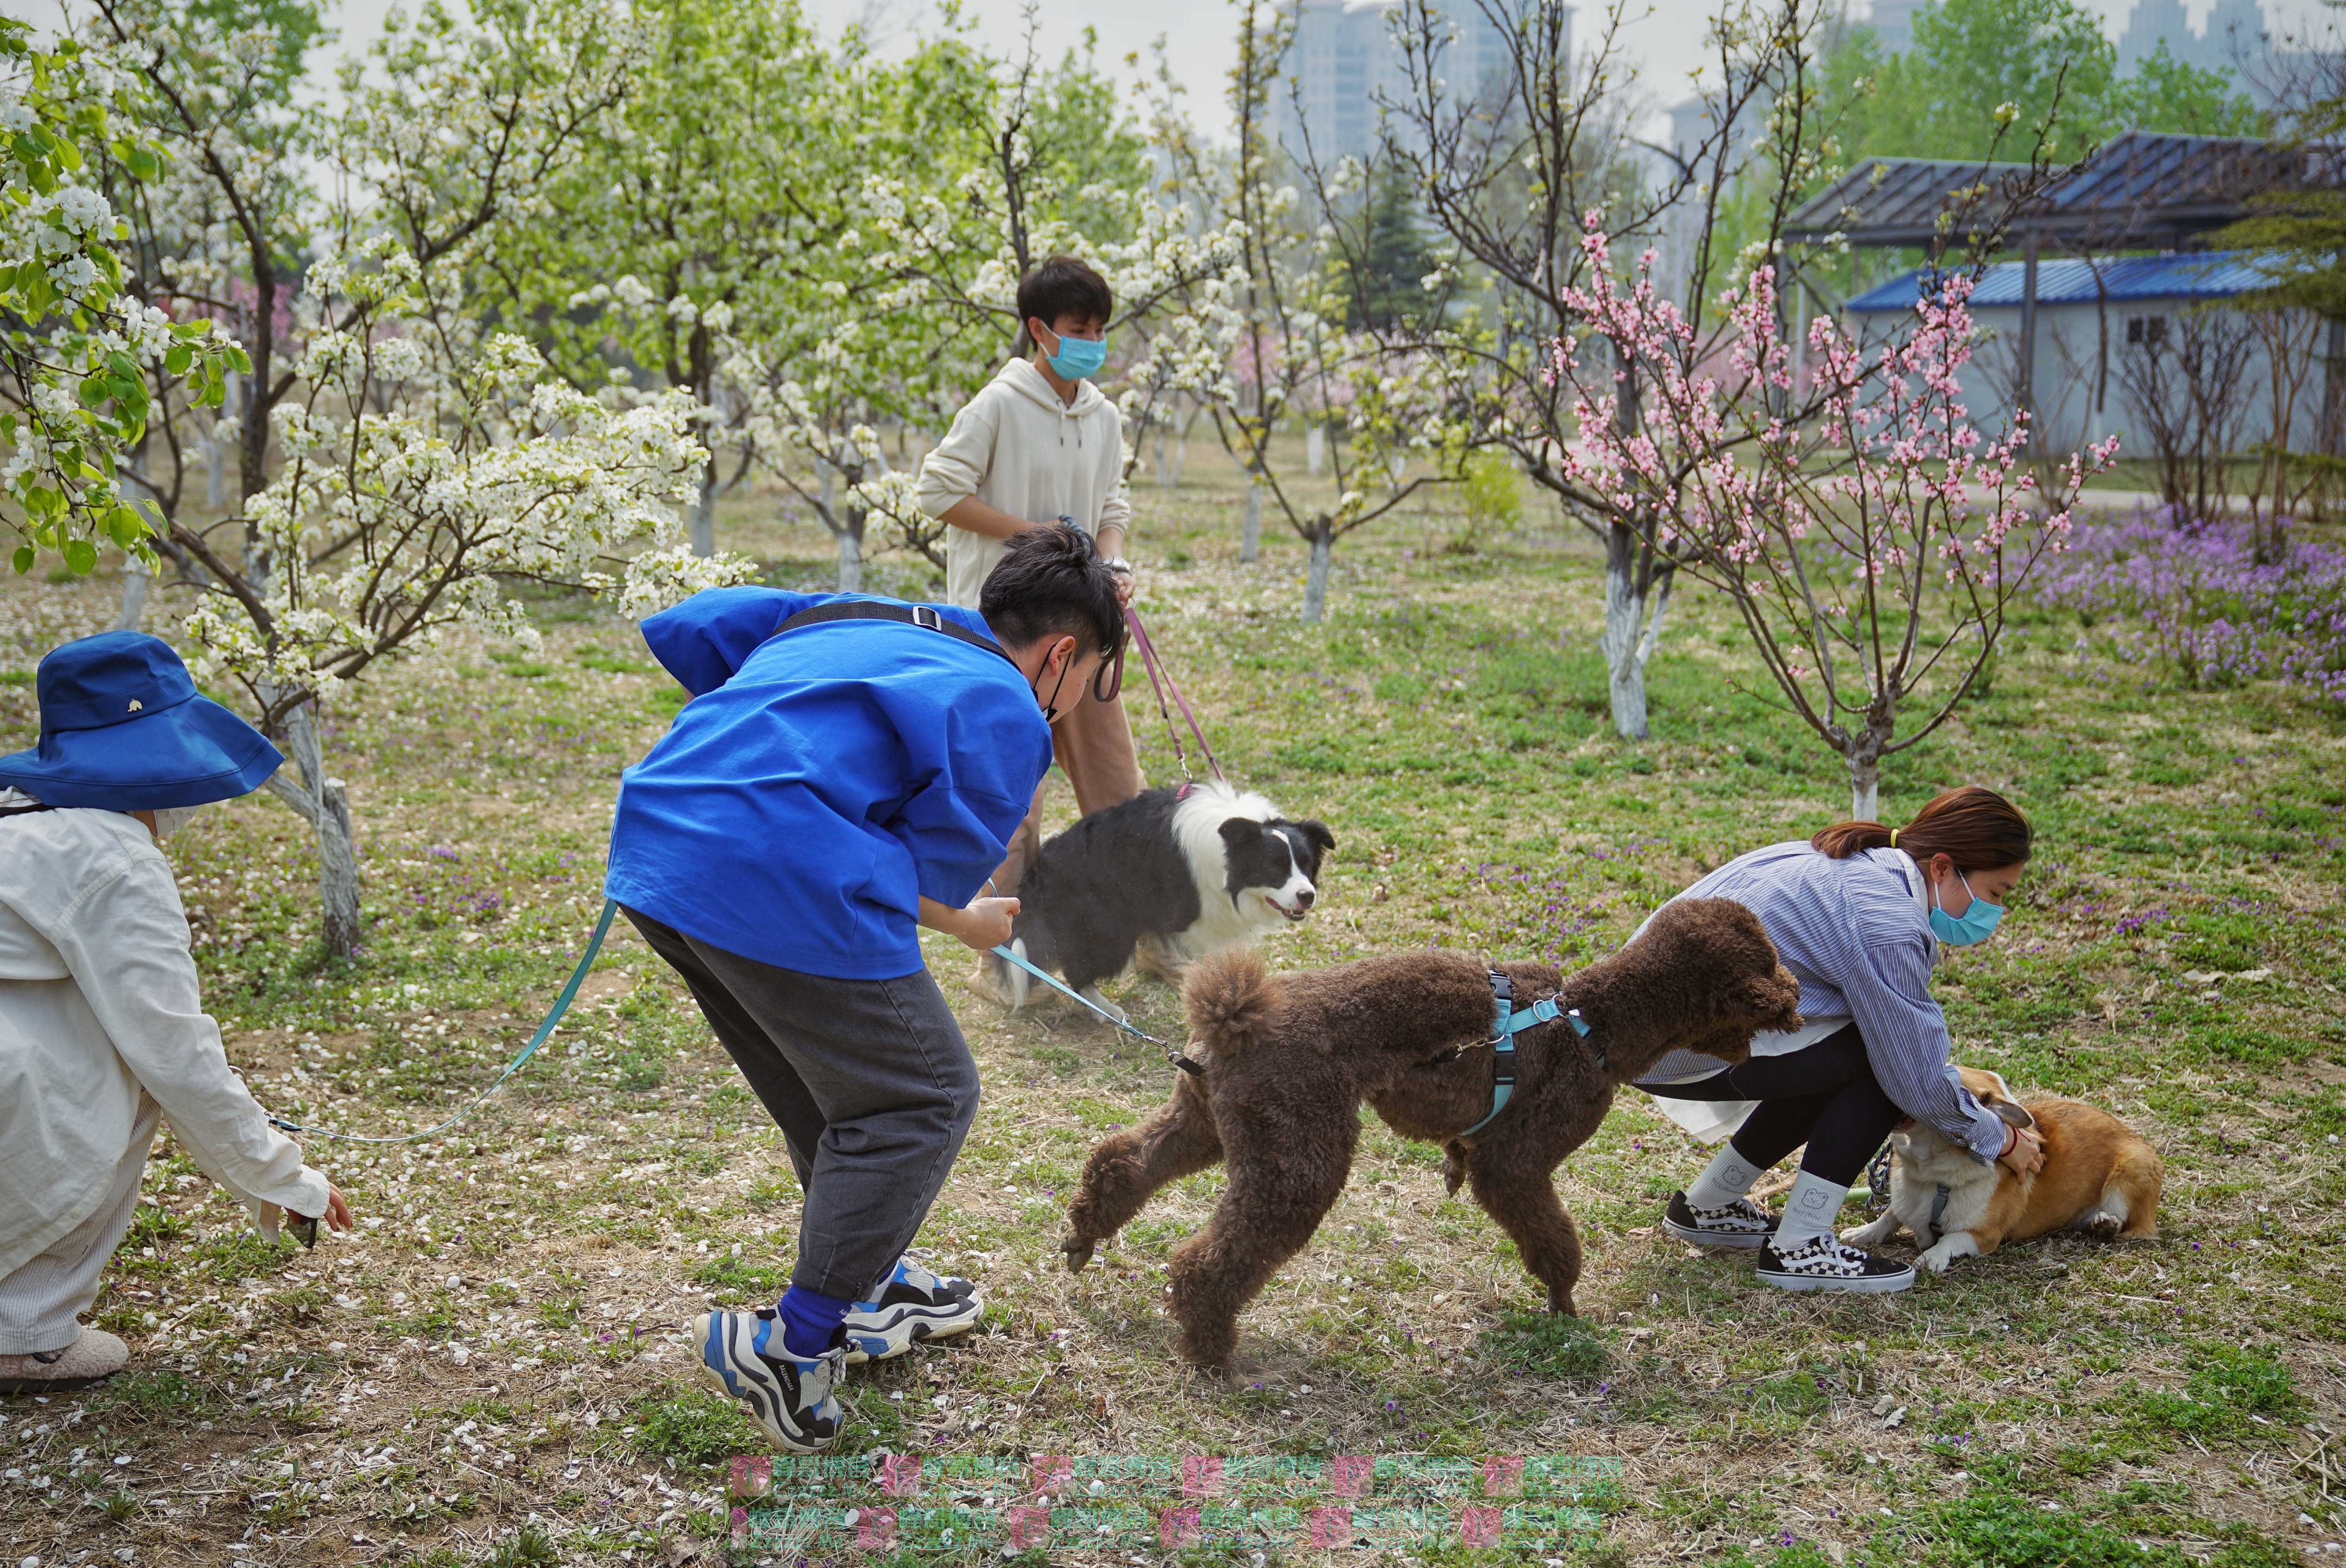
1842, 1066, 2163, 1273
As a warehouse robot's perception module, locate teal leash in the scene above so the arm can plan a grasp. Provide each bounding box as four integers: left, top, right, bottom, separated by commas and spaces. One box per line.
266, 898, 620, 1144
991, 941, 1206, 1077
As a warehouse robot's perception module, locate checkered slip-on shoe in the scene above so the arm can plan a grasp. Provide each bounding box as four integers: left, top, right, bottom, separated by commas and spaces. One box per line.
1661, 1190, 1779, 1250
693, 1309, 845, 1453
1755, 1235, 1917, 1294
842, 1256, 983, 1365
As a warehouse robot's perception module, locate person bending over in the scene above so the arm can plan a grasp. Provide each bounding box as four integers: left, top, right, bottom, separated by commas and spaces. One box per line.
1636, 786, 2045, 1294
603, 523, 1124, 1451
0, 633, 354, 1392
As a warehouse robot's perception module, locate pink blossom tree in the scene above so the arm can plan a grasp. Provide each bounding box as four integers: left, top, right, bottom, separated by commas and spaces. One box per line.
1551, 226, 2118, 816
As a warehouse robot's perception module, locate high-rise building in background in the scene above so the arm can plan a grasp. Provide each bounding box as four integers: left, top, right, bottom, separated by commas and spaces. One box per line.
2117, 0, 2273, 77
1274, 0, 1545, 167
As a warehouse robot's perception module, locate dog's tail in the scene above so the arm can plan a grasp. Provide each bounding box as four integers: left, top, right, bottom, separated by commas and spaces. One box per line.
1005, 937, 1032, 1011
1183, 948, 1279, 1057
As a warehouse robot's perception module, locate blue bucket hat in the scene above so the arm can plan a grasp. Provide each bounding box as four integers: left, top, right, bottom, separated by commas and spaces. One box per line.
0, 631, 283, 810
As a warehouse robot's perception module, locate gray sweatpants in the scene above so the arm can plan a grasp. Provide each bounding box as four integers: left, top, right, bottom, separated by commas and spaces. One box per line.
623, 908, 980, 1302
0, 1099, 158, 1354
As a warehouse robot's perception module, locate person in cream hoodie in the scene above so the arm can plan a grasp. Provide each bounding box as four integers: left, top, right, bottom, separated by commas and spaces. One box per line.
917, 256, 1143, 1001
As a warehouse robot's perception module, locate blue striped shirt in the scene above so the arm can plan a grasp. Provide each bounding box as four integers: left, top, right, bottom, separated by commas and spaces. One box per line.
1635, 841, 2007, 1164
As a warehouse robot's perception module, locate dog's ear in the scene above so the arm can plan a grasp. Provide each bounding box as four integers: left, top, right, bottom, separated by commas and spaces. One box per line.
1990, 1098, 2036, 1129
1218, 817, 1266, 857
1294, 819, 1336, 857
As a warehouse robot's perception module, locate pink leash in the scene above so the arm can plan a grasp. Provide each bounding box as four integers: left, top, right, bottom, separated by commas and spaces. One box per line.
1124, 606, 1225, 786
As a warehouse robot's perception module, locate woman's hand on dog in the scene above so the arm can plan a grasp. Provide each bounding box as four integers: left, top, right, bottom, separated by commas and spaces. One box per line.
1998, 1122, 2045, 1177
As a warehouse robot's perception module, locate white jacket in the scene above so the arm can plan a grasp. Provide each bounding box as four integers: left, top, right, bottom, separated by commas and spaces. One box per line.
0, 798, 329, 1275
916, 359, 1132, 609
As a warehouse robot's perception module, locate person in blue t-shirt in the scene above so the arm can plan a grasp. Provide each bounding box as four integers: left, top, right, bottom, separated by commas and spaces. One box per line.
605, 524, 1123, 1453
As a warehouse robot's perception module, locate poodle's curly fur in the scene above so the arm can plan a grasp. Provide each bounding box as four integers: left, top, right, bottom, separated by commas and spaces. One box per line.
1060, 898, 1805, 1369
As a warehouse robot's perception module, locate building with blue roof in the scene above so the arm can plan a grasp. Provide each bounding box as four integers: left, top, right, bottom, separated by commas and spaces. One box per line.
1837, 249, 2325, 459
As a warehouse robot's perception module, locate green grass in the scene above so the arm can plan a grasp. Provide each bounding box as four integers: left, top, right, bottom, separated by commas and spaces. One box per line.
3, 448, 2339, 1565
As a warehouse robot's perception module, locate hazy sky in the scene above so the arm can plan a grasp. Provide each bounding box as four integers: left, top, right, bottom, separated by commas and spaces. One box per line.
25, 0, 2343, 138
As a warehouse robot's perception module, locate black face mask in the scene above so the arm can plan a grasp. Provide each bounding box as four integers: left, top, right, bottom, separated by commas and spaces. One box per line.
1033, 645, 1075, 723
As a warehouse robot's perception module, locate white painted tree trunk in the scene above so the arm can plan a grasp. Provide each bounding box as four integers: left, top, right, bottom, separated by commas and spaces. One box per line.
1240, 479, 1262, 562
113, 553, 149, 632
1170, 438, 1185, 486
1846, 727, 1890, 820
1155, 427, 1171, 487
204, 427, 224, 509
114, 466, 153, 630
263, 698, 363, 960
1849, 764, 1880, 823
1306, 425, 1326, 475
1598, 522, 1672, 741
837, 517, 864, 591
688, 454, 718, 557
1302, 525, 1333, 622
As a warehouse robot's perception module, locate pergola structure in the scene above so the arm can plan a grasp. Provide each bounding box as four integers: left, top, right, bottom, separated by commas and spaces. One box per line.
1781, 131, 2346, 440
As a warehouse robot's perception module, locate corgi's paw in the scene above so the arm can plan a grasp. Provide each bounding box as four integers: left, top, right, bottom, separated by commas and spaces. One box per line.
1915, 1233, 1978, 1273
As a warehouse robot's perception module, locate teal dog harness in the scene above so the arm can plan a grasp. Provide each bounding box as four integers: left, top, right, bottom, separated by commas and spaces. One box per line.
1458, 971, 1597, 1140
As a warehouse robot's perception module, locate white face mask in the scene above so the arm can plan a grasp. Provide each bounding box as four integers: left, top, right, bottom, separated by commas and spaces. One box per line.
151, 803, 206, 839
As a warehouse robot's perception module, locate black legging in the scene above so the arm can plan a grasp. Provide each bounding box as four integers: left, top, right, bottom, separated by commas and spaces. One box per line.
1640, 1025, 1899, 1186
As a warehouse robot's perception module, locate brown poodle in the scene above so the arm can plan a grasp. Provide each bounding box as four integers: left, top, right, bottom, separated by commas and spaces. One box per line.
1060, 898, 1805, 1369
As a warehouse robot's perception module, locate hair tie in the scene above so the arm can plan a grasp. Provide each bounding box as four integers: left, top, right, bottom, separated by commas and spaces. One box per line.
1889, 828, 1899, 848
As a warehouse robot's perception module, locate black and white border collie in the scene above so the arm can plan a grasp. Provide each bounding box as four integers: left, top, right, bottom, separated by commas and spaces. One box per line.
1003, 781, 1335, 1022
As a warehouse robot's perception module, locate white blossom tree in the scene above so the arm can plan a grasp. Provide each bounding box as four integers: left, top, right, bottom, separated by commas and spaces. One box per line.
0, 17, 242, 574
1143, 0, 1455, 621
74, 0, 749, 959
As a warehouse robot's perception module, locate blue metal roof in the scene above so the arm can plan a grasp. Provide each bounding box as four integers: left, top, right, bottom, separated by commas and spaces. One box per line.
1845, 250, 2281, 314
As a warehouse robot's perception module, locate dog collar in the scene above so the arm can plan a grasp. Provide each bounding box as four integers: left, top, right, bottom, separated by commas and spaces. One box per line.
1925, 1181, 1953, 1245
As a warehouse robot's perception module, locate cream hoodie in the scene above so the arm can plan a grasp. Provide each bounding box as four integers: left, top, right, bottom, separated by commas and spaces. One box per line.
916, 358, 1132, 609
0, 796, 329, 1277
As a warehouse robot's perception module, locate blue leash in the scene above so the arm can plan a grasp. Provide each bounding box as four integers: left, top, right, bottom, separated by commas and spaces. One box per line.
265, 899, 620, 1144
991, 941, 1206, 1077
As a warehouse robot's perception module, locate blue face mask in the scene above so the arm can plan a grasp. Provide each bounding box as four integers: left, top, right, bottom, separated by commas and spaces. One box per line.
1928, 870, 2004, 946
1041, 326, 1107, 381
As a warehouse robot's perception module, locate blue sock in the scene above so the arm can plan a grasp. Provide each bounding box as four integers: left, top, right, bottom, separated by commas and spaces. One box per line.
774, 1284, 853, 1359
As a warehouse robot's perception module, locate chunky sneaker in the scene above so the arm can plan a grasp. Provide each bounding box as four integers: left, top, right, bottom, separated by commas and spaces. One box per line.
842, 1256, 983, 1365
692, 1308, 845, 1453
1662, 1189, 1779, 1250
1755, 1234, 1917, 1294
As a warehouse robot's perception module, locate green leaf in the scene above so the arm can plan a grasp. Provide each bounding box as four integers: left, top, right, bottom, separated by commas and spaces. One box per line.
10, 545, 32, 575
164, 343, 192, 376
224, 344, 253, 375
61, 537, 97, 576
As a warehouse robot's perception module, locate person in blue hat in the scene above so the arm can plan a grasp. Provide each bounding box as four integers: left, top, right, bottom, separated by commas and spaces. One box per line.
605, 523, 1124, 1454
0, 631, 355, 1393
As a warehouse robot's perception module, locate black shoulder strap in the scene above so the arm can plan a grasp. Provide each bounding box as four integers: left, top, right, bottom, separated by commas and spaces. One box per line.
770, 600, 1019, 671
0, 799, 54, 819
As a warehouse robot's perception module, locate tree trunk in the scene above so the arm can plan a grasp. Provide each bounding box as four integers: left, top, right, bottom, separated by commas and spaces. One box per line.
204, 425, 225, 510
113, 553, 150, 632
1847, 752, 1881, 823
1844, 715, 1892, 820
1306, 425, 1326, 475
264, 698, 363, 961
1599, 521, 1670, 741
1170, 438, 1185, 487
1240, 478, 1263, 562
689, 452, 718, 558
1155, 426, 1170, 487
837, 512, 864, 592
1302, 521, 1333, 622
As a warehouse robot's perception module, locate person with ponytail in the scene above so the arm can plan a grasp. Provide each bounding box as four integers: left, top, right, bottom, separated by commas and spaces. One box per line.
1633, 786, 2045, 1293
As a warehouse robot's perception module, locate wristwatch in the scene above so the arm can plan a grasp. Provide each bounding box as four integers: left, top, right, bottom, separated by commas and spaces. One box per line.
1104, 556, 1133, 576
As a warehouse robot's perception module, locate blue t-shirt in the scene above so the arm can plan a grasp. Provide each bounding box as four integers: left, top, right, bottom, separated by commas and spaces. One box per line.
605, 587, 1052, 979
